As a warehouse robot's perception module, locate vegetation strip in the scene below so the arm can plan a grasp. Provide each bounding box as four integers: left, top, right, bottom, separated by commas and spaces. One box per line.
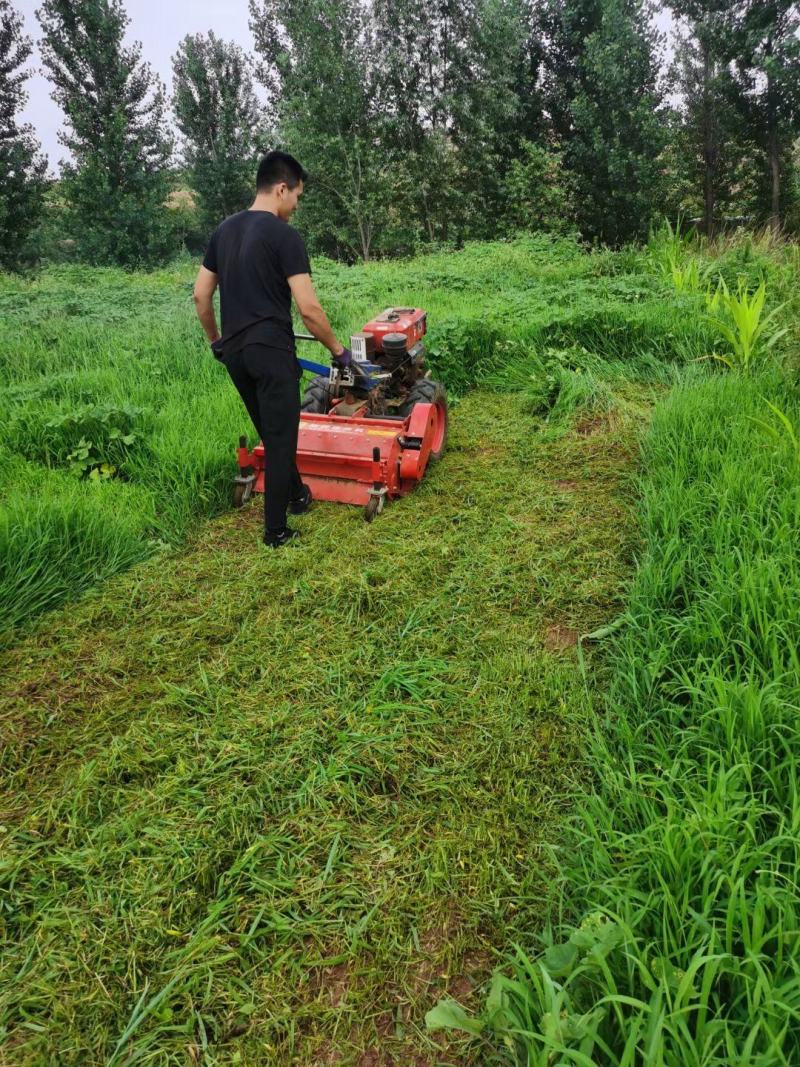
3, 230, 799, 1065
434, 369, 800, 1064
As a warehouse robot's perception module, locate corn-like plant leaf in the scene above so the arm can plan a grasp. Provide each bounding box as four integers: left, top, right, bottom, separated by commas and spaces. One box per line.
425, 999, 484, 1036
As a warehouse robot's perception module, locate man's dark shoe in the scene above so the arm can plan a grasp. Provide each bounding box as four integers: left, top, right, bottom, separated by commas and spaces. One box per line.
289, 484, 313, 515
263, 527, 300, 549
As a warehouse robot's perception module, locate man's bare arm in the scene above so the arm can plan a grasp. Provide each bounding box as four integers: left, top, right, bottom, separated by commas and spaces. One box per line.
193, 266, 221, 343
288, 273, 344, 356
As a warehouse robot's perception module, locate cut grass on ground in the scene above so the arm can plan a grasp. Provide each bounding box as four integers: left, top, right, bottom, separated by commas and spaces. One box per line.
0, 390, 644, 1066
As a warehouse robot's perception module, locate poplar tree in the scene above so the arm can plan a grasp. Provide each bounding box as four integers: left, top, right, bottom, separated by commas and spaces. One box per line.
0, 0, 46, 269
568, 0, 665, 243
249, 0, 389, 261
538, 0, 664, 244
370, 0, 480, 245
535, 0, 604, 143
665, 0, 741, 236
732, 1, 800, 227
465, 0, 548, 236
38, 0, 174, 267
172, 32, 262, 232
372, 0, 545, 244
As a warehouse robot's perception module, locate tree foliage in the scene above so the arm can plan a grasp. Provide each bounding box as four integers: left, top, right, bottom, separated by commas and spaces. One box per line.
38, 0, 175, 267
498, 142, 574, 236
0, 0, 46, 270
5, 0, 798, 268
248, 0, 549, 258
566, 0, 665, 244
249, 0, 392, 261
731, 1, 800, 227
665, 0, 749, 234
172, 32, 262, 233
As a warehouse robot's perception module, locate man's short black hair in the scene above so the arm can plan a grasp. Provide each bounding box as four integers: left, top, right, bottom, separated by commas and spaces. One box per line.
256, 151, 307, 191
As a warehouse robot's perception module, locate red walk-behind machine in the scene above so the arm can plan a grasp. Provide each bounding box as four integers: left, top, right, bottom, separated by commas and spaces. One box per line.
233, 308, 448, 521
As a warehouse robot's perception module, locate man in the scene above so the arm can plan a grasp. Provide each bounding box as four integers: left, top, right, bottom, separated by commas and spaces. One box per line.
193, 151, 351, 548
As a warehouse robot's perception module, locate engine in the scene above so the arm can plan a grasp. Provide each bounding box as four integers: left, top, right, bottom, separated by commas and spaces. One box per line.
351, 307, 427, 387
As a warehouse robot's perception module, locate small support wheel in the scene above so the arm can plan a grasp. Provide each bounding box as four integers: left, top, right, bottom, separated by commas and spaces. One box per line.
233, 477, 254, 508
364, 495, 383, 522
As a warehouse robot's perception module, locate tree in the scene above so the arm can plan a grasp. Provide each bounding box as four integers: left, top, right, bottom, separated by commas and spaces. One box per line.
535, 0, 604, 144
172, 32, 262, 233
369, 0, 477, 245
564, 0, 665, 244
0, 0, 46, 270
37, 0, 175, 267
249, 0, 396, 261
372, 0, 546, 244
444, 0, 548, 239
731, 1, 800, 227
665, 0, 743, 236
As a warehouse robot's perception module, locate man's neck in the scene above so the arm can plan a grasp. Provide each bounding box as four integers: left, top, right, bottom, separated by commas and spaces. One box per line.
250, 194, 280, 215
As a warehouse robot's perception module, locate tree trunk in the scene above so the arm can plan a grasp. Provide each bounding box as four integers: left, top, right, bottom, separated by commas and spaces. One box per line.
769, 121, 781, 230
702, 42, 715, 238
358, 217, 371, 262
765, 47, 780, 230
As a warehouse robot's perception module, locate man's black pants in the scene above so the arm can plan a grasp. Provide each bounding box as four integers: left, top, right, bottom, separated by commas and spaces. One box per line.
222, 343, 303, 533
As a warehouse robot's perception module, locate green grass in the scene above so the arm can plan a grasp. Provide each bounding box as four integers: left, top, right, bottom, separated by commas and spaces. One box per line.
1, 235, 708, 640
434, 368, 800, 1064
0, 390, 641, 1065
4, 229, 800, 1065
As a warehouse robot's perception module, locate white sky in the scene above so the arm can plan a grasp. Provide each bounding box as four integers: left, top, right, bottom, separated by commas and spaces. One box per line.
16, 0, 675, 175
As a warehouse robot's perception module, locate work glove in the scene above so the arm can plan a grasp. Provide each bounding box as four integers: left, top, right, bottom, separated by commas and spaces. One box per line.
332, 347, 352, 368
210, 338, 225, 361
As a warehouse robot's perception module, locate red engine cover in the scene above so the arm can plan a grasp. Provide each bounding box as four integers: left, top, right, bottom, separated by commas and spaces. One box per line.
361, 307, 426, 351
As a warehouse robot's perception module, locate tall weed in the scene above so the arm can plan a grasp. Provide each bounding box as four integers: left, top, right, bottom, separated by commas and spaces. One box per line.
0, 477, 155, 637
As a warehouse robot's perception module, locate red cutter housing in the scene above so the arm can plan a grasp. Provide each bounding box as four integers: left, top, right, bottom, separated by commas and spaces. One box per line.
238, 402, 445, 510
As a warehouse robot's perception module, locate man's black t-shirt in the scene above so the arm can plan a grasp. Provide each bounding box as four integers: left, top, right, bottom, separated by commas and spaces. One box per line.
203, 210, 311, 354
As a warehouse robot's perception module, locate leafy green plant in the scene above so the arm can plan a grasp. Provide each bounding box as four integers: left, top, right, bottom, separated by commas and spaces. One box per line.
427, 918, 623, 1064
661, 253, 713, 293
66, 436, 127, 480
647, 218, 693, 276
703, 275, 725, 313
648, 220, 719, 296
705, 279, 787, 372
43, 403, 142, 473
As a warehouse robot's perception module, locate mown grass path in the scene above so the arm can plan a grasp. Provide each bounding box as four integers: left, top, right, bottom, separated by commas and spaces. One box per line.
1, 392, 640, 1066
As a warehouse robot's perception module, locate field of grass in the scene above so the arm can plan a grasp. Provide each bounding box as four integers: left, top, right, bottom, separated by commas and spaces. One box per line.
2, 230, 799, 1064
1, 233, 710, 640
